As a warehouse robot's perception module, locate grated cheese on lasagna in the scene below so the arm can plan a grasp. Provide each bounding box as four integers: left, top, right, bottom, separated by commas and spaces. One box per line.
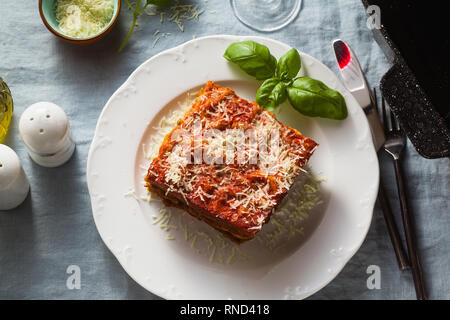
145, 81, 318, 242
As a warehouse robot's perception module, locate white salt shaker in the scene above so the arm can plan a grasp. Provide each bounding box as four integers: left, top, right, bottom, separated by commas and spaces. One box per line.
19, 102, 75, 168
0, 144, 30, 210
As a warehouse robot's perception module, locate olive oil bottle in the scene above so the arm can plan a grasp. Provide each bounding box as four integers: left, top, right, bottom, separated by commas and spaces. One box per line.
0, 77, 13, 143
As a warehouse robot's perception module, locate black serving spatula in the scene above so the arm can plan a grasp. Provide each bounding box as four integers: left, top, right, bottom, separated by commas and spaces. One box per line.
361, 0, 450, 159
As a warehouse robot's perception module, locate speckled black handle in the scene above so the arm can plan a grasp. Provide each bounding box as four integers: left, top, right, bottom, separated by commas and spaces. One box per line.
381, 64, 450, 159
361, 0, 450, 159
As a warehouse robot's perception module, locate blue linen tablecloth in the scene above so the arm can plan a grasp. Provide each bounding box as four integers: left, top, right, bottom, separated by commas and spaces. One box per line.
0, 0, 448, 299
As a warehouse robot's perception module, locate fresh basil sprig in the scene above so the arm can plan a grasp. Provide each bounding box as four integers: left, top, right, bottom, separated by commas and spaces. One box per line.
223, 41, 348, 120
256, 78, 287, 112
223, 41, 277, 80
276, 48, 301, 81
287, 77, 348, 120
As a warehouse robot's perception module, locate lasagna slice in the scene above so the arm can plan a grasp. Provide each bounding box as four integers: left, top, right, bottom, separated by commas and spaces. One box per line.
145, 81, 318, 242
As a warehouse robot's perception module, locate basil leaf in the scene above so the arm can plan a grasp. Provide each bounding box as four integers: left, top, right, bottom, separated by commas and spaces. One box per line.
287, 77, 348, 120
224, 41, 277, 80
256, 78, 287, 111
276, 48, 301, 80
147, 0, 171, 6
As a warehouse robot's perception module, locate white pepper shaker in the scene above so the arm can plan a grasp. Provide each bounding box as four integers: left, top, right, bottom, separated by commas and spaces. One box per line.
19, 102, 75, 168
0, 144, 30, 210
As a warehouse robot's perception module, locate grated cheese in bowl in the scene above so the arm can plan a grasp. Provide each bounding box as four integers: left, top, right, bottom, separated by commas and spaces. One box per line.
55, 0, 114, 38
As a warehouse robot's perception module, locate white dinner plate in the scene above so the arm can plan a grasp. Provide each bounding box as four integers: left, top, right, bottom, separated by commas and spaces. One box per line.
87, 35, 379, 300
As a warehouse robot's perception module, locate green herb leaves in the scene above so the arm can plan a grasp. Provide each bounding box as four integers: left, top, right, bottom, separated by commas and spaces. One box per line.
276, 48, 301, 81
287, 78, 348, 120
256, 78, 287, 112
224, 41, 348, 120
223, 41, 277, 80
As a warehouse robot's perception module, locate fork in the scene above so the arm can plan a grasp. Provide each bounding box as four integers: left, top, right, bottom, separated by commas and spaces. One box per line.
380, 96, 428, 300
373, 89, 410, 271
